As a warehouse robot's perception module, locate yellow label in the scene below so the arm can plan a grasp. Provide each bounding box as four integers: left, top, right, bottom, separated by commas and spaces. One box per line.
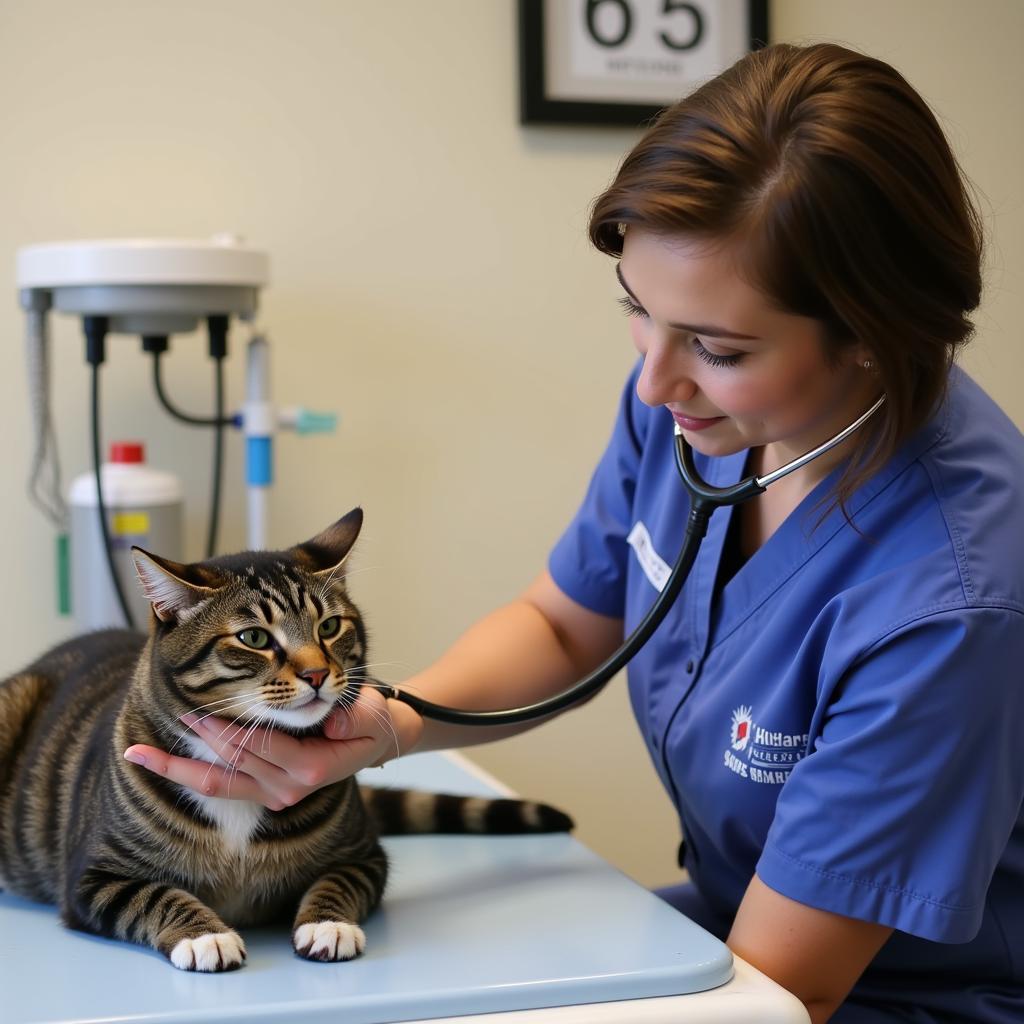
112, 512, 150, 536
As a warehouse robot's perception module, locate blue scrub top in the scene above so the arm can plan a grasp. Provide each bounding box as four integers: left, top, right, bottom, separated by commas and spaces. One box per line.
549, 365, 1024, 1020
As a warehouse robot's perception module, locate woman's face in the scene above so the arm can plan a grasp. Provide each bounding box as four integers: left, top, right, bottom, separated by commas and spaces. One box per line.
619, 229, 877, 475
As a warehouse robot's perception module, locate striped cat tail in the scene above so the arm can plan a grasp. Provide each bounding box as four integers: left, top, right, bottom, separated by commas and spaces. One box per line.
360, 787, 573, 836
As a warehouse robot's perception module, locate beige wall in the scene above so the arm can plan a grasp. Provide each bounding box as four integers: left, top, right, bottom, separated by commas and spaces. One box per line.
0, 1, 1020, 888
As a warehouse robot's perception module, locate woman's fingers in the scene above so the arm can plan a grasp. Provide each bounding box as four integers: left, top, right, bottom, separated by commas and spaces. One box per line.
184, 702, 391, 784
182, 710, 379, 783
122, 690, 400, 809
322, 691, 400, 766
123, 744, 269, 803
125, 741, 318, 811
181, 713, 298, 772
324, 687, 391, 741
179, 714, 343, 803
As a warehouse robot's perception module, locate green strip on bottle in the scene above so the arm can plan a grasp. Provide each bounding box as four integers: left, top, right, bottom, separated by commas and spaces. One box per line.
57, 532, 71, 616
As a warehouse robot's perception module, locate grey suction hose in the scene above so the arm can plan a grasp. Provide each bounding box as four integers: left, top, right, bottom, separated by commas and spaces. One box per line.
23, 296, 67, 528
377, 433, 763, 726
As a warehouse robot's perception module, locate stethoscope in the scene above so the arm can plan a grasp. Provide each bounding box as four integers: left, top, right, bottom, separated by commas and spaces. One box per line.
378, 395, 886, 726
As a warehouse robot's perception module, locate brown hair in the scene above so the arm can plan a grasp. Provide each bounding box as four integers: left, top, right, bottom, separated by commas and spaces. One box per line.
590, 42, 983, 522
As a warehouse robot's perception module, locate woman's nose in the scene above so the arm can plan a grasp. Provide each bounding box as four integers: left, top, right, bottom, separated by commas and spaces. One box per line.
636, 339, 697, 408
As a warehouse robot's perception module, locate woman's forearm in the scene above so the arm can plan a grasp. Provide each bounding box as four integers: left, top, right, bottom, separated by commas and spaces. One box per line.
390, 573, 624, 754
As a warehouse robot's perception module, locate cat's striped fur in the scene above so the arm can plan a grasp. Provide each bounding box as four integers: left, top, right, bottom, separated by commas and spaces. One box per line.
0, 509, 571, 971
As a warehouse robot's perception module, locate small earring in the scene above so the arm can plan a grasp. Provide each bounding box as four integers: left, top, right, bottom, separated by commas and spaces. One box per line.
862, 360, 874, 370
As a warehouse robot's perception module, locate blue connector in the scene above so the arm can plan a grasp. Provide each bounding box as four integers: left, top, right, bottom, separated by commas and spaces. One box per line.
246, 436, 273, 486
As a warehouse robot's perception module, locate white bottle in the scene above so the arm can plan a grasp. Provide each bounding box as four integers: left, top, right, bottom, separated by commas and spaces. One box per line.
69, 442, 184, 631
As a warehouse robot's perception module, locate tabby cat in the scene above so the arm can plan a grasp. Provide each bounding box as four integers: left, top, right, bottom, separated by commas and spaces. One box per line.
0, 508, 571, 971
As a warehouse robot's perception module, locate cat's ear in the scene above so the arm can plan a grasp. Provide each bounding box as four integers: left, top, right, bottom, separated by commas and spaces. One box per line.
131, 548, 228, 622
291, 507, 363, 577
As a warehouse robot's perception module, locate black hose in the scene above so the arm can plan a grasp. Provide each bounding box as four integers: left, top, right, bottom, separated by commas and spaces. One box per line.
152, 351, 233, 427
205, 353, 225, 559
90, 362, 136, 631
147, 323, 230, 560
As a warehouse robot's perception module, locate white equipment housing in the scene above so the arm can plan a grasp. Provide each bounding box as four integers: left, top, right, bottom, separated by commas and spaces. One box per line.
17, 235, 269, 336
17, 236, 277, 578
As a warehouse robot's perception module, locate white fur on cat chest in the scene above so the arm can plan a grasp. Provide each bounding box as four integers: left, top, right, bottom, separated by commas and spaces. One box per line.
181, 732, 266, 854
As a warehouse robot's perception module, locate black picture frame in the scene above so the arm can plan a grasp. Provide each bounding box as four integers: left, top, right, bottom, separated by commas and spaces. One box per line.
519, 0, 770, 127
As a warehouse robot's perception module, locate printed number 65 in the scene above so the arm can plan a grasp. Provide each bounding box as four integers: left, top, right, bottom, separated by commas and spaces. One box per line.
585, 0, 705, 53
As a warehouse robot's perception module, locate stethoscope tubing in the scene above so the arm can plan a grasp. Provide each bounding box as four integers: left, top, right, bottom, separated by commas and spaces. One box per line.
380, 448, 718, 726
380, 396, 885, 726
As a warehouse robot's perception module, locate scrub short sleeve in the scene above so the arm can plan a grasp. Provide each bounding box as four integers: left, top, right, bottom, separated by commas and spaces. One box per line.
548, 366, 647, 617
757, 606, 1024, 943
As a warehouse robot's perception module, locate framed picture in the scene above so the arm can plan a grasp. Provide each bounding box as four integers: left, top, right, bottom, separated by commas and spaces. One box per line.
518, 0, 770, 127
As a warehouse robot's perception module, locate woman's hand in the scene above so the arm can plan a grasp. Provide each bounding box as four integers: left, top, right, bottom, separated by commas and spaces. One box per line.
123, 687, 423, 811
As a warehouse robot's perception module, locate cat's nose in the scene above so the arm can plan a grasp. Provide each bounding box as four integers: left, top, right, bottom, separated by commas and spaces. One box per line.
299, 667, 329, 690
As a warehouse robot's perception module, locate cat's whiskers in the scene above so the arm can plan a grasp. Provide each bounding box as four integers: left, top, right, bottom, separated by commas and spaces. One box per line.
214, 702, 270, 746
348, 660, 409, 675
184, 689, 263, 716
166, 694, 266, 756
333, 689, 402, 763
198, 700, 270, 791
364, 704, 402, 762
342, 678, 394, 701
343, 681, 399, 707
225, 713, 267, 797
260, 718, 275, 756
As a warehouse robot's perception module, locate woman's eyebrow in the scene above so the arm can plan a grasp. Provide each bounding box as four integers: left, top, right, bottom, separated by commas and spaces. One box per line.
615, 263, 761, 341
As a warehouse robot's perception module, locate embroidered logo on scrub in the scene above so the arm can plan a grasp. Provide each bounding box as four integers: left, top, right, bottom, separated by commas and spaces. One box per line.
724, 705, 809, 785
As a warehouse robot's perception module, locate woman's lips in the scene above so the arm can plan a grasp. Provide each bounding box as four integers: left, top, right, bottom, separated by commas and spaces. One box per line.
670, 410, 727, 432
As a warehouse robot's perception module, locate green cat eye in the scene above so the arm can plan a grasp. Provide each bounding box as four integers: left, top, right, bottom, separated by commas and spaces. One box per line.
237, 628, 271, 650
318, 616, 343, 639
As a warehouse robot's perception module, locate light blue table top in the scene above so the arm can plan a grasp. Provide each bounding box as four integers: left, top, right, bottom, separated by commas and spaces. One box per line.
0, 752, 732, 1024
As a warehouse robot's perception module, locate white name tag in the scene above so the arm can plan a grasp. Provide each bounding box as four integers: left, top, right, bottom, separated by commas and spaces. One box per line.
627, 521, 670, 593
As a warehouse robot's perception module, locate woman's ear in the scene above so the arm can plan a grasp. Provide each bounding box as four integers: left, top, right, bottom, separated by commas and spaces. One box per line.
845, 341, 876, 371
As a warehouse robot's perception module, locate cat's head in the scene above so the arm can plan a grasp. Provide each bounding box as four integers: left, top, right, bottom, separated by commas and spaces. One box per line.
131, 508, 369, 733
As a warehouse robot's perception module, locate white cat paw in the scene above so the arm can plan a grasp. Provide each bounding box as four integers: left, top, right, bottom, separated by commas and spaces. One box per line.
293, 921, 366, 961
170, 930, 247, 971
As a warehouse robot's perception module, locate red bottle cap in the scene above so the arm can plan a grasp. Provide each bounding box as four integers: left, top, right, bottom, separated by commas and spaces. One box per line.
109, 442, 145, 464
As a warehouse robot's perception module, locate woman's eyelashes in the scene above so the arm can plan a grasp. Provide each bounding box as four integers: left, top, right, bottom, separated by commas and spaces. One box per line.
617, 295, 745, 368
618, 295, 648, 319
692, 341, 744, 369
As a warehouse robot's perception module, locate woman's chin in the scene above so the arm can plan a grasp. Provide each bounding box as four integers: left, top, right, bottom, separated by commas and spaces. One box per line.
681, 430, 750, 459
